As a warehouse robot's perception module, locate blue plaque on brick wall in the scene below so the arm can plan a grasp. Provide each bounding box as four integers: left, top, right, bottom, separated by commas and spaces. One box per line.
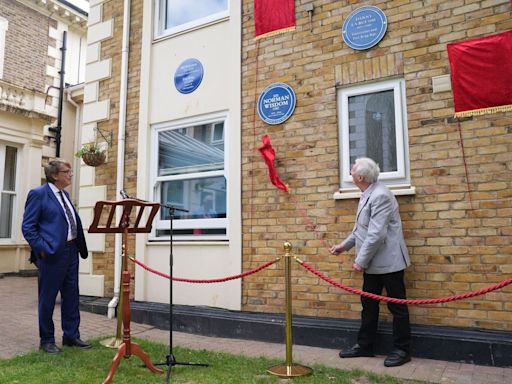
174, 58, 204, 94
342, 6, 387, 50
257, 83, 296, 125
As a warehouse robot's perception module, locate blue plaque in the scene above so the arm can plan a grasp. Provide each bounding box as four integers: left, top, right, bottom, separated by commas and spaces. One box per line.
174, 58, 204, 94
342, 6, 387, 50
257, 83, 296, 125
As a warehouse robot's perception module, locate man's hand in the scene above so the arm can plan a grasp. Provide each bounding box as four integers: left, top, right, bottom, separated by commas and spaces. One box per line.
352, 263, 363, 272
329, 243, 345, 255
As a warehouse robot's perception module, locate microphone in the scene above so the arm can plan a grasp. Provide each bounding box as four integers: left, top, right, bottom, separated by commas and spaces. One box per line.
120, 190, 129, 199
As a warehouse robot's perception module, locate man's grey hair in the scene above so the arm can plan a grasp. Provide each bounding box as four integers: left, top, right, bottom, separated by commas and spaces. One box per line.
45, 158, 70, 183
354, 157, 380, 184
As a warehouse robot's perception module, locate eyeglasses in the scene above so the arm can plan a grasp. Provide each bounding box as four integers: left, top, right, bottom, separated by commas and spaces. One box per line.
58, 170, 73, 175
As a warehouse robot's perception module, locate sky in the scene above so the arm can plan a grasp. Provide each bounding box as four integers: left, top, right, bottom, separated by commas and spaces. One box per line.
66, 0, 89, 13
167, 0, 227, 28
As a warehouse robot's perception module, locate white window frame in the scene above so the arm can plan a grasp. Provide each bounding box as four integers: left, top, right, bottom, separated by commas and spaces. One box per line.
151, 112, 229, 241
0, 144, 19, 241
335, 78, 415, 199
211, 122, 224, 146
154, 0, 230, 39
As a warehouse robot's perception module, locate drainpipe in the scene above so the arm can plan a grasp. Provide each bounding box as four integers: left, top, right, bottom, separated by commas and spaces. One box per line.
49, 31, 67, 157
66, 89, 81, 200
107, 0, 131, 319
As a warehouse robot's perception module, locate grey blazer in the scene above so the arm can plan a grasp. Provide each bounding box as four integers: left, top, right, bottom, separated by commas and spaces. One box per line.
341, 182, 410, 274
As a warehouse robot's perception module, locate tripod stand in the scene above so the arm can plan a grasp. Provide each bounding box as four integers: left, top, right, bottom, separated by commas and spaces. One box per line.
157, 204, 209, 383
89, 198, 164, 384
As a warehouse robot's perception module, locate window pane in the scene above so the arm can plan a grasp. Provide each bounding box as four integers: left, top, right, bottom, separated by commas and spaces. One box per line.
155, 118, 227, 238
158, 124, 224, 176
212, 122, 224, 148
3, 146, 17, 191
166, 0, 228, 29
160, 176, 227, 220
0, 193, 13, 238
348, 90, 397, 172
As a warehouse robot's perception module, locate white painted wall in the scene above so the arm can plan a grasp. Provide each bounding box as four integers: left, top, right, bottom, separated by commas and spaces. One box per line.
65, 27, 87, 85
134, 1, 241, 310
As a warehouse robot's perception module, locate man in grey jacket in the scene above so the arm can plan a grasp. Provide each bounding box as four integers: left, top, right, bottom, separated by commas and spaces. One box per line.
330, 157, 411, 367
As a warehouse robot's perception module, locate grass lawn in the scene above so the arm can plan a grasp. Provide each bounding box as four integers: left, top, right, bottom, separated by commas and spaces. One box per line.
0, 338, 428, 384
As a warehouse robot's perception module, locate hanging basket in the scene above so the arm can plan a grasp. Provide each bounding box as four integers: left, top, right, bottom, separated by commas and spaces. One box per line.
81, 151, 106, 167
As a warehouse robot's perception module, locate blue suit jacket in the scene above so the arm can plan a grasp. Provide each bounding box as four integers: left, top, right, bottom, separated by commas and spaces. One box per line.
22, 183, 88, 261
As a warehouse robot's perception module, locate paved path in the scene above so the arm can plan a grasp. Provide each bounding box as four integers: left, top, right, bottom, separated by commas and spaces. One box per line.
1, 275, 510, 383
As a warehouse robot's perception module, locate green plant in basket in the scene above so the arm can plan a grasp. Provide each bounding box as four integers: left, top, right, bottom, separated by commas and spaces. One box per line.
75, 142, 106, 167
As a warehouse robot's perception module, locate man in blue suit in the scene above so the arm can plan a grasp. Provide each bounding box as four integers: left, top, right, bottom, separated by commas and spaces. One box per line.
22, 158, 91, 353
330, 157, 411, 367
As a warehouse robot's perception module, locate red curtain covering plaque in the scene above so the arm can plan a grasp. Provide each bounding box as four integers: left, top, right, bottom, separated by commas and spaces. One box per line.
447, 30, 512, 118
254, 0, 296, 39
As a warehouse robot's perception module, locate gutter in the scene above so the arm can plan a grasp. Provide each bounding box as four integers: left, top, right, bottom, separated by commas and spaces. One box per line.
65, 87, 81, 200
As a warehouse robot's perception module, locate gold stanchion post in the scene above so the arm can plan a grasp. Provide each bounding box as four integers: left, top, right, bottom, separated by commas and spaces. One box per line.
267, 242, 313, 378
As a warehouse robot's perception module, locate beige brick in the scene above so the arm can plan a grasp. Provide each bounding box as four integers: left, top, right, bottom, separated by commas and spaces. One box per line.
80, 0, 512, 330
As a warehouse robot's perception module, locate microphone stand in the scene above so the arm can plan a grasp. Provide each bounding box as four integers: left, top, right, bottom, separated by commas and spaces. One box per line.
119, 191, 208, 383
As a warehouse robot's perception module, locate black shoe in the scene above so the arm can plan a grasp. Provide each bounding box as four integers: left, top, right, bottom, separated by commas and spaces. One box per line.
62, 338, 92, 349
384, 349, 411, 367
339, 344, 374, 358
40, 343, 61, 353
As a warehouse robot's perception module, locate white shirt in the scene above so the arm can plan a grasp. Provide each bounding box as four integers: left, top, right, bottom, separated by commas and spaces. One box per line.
358, 182, 375, 209
49, 183, 77, 241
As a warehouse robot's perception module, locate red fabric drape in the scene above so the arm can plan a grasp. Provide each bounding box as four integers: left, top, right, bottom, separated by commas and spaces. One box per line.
254, 0, 295, 39
258, 135, 289, 193
447, 30, 512, 118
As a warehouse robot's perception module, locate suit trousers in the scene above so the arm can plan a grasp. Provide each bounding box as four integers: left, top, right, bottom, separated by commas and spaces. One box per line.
37, 242, 81, 345
357, 270, 411, 353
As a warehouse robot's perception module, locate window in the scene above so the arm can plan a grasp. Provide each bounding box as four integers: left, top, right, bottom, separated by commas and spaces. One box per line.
153, 114, 227, 239
0, 145, 18, 239
336, 78, 413, 197
155, 0, 229, 38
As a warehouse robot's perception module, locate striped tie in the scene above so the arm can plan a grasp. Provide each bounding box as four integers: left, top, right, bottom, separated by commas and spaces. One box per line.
59, 191, 78, 239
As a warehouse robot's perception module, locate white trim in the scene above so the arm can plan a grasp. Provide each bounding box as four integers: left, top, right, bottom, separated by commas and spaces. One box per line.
0, 16, 9, 79
0, 144, 19, 242
16, 0, 87, 31
154, 0, 230, 39
88, 20, 114, 45
338, 78, 411, 189
151, 111, 229, 241
333, 185, 416, 200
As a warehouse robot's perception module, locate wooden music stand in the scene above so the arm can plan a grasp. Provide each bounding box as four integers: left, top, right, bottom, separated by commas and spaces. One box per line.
89, 199, 164, 384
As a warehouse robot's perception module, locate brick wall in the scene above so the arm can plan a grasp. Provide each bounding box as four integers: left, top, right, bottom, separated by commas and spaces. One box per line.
241, 0, 512, 331
0, 0, 48, 92
93, 0, 143, 295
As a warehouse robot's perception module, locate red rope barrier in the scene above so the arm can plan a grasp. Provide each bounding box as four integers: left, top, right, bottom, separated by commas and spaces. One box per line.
297, 259, 512, 305
129, 257, 280, 283
129, 254, 512, 304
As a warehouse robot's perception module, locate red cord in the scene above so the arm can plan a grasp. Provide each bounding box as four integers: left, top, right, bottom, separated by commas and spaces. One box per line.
129, 256, 512, 305
298, 259, 512, 305
457, 118, 473, 210
129, 257, 279, 283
